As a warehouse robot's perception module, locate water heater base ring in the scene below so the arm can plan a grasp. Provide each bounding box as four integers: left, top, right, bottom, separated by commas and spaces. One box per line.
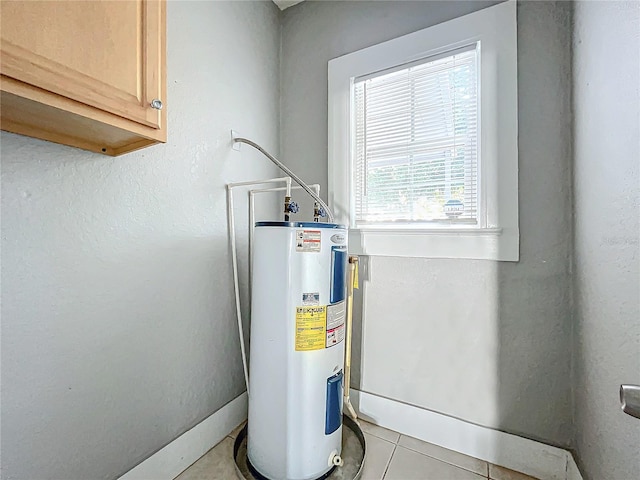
247, 459, 336, 480
234, 416, 366, 480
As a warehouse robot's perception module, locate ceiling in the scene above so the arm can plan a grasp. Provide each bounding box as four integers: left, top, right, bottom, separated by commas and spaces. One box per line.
272, 1, 305, 10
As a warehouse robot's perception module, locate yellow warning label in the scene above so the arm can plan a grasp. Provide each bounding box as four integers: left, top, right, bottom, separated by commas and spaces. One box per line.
295, 305, 326, 351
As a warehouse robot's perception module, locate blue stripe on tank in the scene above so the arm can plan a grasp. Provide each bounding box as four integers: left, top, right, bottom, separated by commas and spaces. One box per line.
255, 221, 346, 229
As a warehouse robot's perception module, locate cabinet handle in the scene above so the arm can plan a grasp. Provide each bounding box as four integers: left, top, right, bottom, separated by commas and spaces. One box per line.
150, 99, 163, 110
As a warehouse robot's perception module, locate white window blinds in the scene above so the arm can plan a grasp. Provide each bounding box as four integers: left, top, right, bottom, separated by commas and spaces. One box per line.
353, 44, 479, 225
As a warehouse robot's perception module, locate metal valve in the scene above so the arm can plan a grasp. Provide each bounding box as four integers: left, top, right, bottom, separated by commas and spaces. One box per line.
286, 201, 300, 214
150, 99, 163, 110
284, 196, 299, 221
314, 202, 328, 222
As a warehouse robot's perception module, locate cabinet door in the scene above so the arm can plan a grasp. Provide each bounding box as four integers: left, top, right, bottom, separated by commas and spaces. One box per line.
0, 0, 164, 129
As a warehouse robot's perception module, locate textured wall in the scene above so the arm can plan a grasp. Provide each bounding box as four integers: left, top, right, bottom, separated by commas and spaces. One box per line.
0, 2, 280, 479
572, 2, 640, 479
281, 0, 573, 446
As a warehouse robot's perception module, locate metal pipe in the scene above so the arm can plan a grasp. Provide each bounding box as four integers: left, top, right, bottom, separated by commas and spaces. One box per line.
233, 136, 335, 223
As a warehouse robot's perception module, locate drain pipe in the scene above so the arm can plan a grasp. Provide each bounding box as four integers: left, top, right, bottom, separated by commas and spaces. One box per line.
227, 176, 293, 393
344, 255, 359, 422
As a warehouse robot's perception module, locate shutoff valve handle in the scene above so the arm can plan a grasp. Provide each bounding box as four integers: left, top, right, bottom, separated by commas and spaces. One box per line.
286, 201, 300, 214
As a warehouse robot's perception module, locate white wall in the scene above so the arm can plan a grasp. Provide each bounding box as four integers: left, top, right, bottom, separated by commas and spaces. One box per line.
281, 0, 574, 446
0, 2, 280, 479
572, 2, 640, 479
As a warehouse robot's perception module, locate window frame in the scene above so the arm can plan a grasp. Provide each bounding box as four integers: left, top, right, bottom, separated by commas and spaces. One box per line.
328, 0, 519, 261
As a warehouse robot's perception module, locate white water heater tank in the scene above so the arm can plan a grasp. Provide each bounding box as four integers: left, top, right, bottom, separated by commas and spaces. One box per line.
247, 222, 348, 480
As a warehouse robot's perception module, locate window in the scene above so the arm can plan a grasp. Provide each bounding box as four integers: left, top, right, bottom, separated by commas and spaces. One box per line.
328, 1, 518, 261
354, 46, 479, 226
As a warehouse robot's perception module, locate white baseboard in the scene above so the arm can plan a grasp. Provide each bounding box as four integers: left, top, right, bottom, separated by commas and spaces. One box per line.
351, 389, 583, 480
116, 389, 583, 480
118, 392, 248, 480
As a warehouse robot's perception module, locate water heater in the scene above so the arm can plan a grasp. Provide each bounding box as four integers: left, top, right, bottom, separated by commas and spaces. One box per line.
248, 221, 348, 480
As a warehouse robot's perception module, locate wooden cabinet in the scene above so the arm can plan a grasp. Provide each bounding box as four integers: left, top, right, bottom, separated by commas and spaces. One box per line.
0, 0, 166, 156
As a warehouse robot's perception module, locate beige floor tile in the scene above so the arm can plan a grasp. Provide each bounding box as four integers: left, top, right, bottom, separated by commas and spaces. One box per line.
174, 437, 237, 480
398, 435, 488, 476
360, 432, 395, 480
228, 420, 247, 440
489, 463, 539, 480
360, 420, 401, 444
384, 446, 485, 480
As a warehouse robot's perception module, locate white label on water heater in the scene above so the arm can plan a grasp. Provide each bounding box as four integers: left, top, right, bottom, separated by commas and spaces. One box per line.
326, 324, 345, 348
326, 302, 346, 348
302, 292, 320, 305
296, 230, 321, 252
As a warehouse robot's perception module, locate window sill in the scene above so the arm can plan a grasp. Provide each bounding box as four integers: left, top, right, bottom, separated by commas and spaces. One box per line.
347, 227, 519, 261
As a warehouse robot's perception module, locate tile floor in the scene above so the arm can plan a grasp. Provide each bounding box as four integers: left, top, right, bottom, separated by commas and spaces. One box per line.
175, 420, 538, 480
